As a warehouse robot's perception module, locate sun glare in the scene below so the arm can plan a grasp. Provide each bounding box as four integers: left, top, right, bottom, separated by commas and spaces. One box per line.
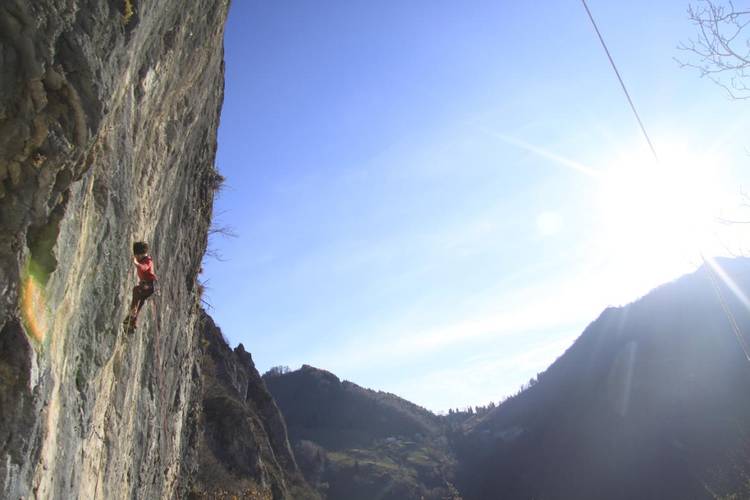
594, 138, 728, 299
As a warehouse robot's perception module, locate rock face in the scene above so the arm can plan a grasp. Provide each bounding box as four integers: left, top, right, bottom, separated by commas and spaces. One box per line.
0, 2, 312, 499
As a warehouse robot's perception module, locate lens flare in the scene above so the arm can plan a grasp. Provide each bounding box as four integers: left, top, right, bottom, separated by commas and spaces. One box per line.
21, 263, 50, 344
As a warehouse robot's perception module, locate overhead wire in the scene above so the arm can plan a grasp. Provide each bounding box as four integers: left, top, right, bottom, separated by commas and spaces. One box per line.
580, 0, 659, 162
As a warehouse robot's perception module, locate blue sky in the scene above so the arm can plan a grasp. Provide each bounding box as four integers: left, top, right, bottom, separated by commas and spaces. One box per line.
204, 0, 750, 412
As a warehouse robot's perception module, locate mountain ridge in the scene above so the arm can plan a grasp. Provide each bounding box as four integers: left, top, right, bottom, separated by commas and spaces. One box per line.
265, 258, 750, 499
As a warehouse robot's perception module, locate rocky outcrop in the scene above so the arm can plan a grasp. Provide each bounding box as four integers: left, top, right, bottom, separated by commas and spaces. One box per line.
192, 312, 317, 499
0, 2, 311, 499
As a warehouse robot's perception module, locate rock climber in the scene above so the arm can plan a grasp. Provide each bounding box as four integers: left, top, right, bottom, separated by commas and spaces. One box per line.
123, 241, 157, 332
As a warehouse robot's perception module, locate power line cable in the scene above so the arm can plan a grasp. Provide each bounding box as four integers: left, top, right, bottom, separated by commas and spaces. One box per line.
580, 0, 659, 162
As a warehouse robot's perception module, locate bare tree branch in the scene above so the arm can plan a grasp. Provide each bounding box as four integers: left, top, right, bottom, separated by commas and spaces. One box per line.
208, 223, 238, 239
677, 0, 750, 99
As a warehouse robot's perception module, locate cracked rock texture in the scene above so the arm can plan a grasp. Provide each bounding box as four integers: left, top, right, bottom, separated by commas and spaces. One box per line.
0, 1, 313, 498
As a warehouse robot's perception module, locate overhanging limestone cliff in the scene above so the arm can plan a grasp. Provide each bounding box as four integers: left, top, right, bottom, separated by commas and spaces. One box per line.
0, 2, 312, 498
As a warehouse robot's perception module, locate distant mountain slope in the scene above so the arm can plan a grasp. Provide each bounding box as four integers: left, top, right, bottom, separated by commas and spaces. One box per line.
264, 365, 440, 450
264, 366, 460, 500
454, 257, 750, 500
262, 258, 750, 499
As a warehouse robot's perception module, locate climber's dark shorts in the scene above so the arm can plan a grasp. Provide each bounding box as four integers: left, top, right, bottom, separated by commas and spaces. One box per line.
130, 280, 155, 314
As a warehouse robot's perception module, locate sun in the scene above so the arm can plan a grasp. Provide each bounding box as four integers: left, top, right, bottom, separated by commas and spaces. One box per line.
593, 137, 728, 299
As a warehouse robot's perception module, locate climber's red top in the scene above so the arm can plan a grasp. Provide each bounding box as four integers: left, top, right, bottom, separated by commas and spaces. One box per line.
135, 255, 157, 282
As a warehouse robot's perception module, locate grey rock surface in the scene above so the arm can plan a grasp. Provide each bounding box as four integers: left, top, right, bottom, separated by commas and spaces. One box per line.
0, 1, 312, 498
